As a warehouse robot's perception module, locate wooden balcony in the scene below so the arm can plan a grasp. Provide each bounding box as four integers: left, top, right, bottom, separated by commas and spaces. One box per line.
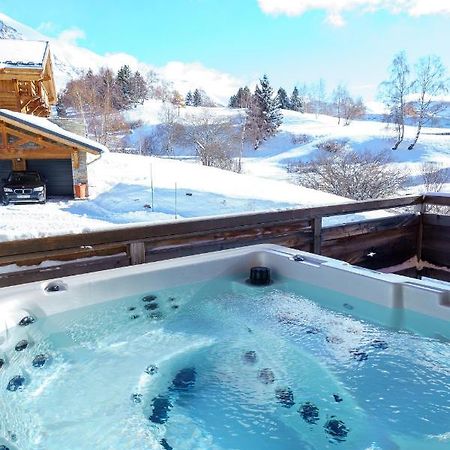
0, 194, 448, 287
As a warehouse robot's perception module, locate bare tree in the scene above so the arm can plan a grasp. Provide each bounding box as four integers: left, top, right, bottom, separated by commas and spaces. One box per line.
332, 84, 348, 125
58, 68, 130, 148
420, 161, 450, 213
379, 52, 412, 150
342, 96, 366, 125
292, 149, 407, 200
332, 85, 365, 125
408, 56, 448, 149
186, 112, 241, 171
421, 161, 449, 192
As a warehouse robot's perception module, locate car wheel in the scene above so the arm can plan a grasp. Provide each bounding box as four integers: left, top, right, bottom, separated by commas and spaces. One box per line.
39, 200, 46, 205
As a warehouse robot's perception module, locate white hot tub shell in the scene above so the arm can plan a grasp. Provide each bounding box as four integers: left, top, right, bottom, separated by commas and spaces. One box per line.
0, 244, 449, 342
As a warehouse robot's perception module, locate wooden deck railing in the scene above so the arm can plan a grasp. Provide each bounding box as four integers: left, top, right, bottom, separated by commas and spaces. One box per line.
0, 193, 448, 287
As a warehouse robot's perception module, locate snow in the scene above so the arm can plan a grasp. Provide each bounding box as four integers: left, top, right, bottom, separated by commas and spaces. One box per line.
0, 109, 108, 153
0, 39, 47, 68
0, 153, 348, 242
1, 100, 448, 243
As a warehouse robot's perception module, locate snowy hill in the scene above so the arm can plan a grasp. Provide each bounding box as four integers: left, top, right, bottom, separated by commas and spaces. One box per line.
128, 101, 450, 191
0, 13, 241, 104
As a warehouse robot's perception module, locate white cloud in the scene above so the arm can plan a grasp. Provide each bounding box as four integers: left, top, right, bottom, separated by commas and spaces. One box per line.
37, 21, 55, 33
57, 27, 86, 45
157, 61, 242, 105
258, 0, 450, 26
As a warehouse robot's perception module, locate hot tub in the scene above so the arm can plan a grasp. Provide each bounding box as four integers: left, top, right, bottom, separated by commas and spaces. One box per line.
0, 244, 449, 450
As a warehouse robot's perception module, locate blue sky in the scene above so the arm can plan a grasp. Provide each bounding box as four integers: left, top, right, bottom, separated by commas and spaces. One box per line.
2, 0, 450, 100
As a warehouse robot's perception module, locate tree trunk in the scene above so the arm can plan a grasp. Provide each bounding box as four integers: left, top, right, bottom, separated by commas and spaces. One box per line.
408, 122, 422, 150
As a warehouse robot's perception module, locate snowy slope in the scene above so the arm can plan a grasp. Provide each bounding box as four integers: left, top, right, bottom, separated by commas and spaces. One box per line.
0, 13, 241, 104
128, 100, 450, 191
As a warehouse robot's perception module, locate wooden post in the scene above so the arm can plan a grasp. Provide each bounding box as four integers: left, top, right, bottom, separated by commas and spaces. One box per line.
416, 195, 426, 277
128, 242, 146, 265
312, 217, 322, 255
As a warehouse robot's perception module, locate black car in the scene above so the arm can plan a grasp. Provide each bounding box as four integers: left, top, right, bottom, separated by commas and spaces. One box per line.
1, 171, 47, 205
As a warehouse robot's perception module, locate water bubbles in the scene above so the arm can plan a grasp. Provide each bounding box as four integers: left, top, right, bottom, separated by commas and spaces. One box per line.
142, 295, 157, 303
129, 314, 140, 320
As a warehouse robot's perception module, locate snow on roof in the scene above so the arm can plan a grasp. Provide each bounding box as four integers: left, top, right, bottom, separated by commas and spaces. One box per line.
0, 109, 108, 154
0, 39, 48, 69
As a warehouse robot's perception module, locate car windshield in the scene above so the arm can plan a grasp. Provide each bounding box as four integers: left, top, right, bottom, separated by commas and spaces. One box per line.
8, 172, 41, 183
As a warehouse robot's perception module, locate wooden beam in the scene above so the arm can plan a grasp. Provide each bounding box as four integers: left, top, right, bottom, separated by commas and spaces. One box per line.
0, 116, 100, 154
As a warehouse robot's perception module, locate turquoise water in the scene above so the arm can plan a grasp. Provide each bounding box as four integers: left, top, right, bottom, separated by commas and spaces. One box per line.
0, 277, 449, 450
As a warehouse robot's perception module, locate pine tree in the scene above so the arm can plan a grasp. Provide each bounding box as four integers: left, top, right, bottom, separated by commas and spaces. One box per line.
229, 86, 252, 109
130, 70, 149, 105
193, 89, 202, 107
116, 65, 133, 109
229, 94, 238, 108
290, 86, 303, 112
247, 75, 283, 149
185, 91, 193, 106
276, 87, 291, 110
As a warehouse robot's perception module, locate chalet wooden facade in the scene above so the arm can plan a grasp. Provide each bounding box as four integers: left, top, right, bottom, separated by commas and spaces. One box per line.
0, 40, 56, 117
0, 109, 107, 198
0, 39, 107, 198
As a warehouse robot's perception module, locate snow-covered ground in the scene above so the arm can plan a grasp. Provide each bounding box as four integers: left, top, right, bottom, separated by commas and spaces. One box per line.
1, 102, 449, 242
0, 153, 348, 242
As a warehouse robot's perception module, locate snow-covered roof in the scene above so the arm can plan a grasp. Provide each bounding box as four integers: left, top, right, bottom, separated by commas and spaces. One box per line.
0, 109, 108, 154
0, 39, 48, 69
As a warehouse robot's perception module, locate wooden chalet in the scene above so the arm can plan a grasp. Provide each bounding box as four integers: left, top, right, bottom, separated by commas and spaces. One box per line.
0, 39, 56, 117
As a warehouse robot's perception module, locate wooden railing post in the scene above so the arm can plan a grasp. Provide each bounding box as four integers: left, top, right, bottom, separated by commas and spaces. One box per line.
312, 217, 322, 255
416, 195, 426, 272
128, 242, 146, 265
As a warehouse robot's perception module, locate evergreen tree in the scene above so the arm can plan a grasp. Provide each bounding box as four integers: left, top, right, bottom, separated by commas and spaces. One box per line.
276, 87, 291, 110
290, 86, 303, 112
193, 89, 202, 107
116, 65, 133, 109
229, 94, 238, 108
130, 70, 149, 105
229, 86, 252, 109
247, 75, 283, 149
185, 91, 193, 106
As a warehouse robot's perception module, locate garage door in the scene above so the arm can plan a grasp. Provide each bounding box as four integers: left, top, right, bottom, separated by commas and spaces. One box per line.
27, 159, 74, 197
0, 160, 12, 183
